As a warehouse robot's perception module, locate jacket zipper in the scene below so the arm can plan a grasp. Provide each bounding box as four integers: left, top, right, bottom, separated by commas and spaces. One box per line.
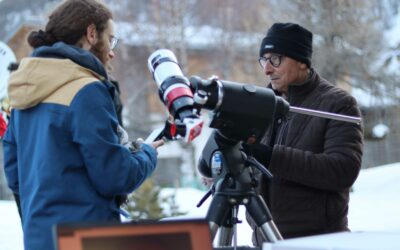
274, 88, 292, 145
275, 116, 289, 145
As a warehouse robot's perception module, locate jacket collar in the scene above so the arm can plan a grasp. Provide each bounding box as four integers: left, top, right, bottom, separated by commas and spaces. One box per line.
32, 41, 115, 98
267, 68, 319, 103
32, 41, 108, 81
287, 68, 318, 103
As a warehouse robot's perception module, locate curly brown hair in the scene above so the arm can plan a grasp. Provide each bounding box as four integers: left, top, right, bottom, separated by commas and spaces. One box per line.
28, 0, 113, 48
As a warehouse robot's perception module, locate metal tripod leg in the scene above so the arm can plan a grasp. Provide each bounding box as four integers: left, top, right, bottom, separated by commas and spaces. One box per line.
206, 194, 240, 247
217, 223, 234, 246
217, 206, 240, 247
206, 193, 231, 243
245, 194, 283, 242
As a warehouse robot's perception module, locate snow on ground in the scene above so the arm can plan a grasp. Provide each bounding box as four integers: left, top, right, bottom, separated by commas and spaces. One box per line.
0, 201, 23, 250
160, 186, 254, 246
1, 162, 400, 249
348, 162, 400, 232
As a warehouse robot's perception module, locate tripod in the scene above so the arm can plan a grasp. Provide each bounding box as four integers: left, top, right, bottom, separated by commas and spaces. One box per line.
197, 132, 283, 247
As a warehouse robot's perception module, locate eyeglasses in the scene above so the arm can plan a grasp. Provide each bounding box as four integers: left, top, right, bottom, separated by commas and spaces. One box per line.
109, 35, 119, 50
258, 54, 283, 68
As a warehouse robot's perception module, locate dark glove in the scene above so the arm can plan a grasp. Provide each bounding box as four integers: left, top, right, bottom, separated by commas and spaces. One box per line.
242, 143, 273, 167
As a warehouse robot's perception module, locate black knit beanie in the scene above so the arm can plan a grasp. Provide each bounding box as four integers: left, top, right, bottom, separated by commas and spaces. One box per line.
259, 23, 313, 67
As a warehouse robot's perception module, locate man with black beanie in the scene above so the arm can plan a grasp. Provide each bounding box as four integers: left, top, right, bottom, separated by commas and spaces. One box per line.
247, 22, 363, 245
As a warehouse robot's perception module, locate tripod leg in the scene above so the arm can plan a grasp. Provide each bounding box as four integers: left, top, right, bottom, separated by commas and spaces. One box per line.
217, 224, 233, 246
206, 193, 231, 243
245, 194, 283, 243
232, 205, 239, 248
217, 206, 240, 246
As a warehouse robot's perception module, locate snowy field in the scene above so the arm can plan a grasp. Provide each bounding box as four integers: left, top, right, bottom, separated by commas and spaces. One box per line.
1, 162, 400, 249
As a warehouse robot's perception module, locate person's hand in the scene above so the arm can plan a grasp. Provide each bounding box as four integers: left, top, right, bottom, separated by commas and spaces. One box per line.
151, 139, 164, 149
117, 125, 129, 146
201, 176, 214, 187
242, 143, 273, 167
131, 138, 164, 152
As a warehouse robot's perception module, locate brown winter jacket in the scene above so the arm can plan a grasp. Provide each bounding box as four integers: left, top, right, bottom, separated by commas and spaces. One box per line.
252, 69, 363, 243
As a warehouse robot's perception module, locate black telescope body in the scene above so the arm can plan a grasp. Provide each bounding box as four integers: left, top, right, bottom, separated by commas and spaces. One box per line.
191, 76, 289, 143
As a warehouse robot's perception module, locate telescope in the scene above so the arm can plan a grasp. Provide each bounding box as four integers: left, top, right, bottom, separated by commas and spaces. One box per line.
147, 49, 360, 144
147, 49, 361, 247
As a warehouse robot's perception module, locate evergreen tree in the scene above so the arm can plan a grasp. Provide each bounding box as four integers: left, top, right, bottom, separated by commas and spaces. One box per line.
124, 178, 186, 220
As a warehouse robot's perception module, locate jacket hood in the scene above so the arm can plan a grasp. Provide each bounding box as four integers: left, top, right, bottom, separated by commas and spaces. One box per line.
7, 42, 108, 109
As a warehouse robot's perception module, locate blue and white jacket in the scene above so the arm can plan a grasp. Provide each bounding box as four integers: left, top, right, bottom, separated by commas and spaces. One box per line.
3, 42, 158, 250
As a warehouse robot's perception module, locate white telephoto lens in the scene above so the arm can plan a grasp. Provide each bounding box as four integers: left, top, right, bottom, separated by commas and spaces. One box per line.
147, 49, 184, 87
